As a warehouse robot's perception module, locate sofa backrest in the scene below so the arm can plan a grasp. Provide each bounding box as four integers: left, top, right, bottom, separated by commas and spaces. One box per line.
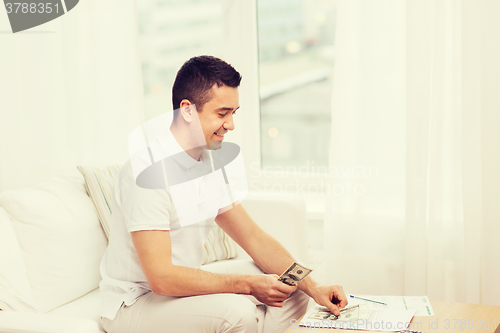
0, 170, 107, 313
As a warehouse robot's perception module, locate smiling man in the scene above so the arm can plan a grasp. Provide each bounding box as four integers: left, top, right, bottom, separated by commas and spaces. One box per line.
98, 56, 347, 333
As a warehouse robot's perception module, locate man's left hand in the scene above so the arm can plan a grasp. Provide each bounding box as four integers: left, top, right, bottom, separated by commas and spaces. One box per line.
309, 284, 348, 316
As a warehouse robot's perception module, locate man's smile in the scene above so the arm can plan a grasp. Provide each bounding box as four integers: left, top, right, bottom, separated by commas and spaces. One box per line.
213, 130, 227, 141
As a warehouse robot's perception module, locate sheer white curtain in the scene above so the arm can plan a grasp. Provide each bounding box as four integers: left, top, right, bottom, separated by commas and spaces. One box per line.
325, 0, 500, 305
0, 0, 144, 191
221, 0, 261, 173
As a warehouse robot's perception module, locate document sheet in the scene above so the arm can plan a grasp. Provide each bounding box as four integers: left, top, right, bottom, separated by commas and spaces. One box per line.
297, 295, 434, 331
349, 295, 434, 316
299, 304, 415, 331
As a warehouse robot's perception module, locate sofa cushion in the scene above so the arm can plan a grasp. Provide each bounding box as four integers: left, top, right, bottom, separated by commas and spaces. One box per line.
202, 222, 239, 264
47, 288, 104, 333
76, 165, 121, 238
77, 165, 239, 265
0, 208, 36, 312
0, 171, 108, 313
0, 311, 100, 333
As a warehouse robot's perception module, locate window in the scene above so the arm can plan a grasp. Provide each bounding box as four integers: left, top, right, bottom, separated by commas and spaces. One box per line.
257, 0, 338, 168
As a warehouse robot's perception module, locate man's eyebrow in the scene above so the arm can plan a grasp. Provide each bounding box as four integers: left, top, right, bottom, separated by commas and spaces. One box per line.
215, 106, 240, 112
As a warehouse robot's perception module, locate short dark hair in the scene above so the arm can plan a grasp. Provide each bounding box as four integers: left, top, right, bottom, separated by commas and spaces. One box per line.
172, 55, 242, 112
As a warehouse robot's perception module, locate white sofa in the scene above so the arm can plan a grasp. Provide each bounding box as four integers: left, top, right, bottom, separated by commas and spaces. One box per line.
0, 169, 308, 333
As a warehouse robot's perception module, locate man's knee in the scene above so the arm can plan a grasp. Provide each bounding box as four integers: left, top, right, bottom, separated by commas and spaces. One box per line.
288, 289, 309, 310
223, 296, 259, 333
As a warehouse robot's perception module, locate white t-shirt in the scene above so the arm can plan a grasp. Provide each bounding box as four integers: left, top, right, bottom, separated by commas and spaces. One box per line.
99, 130, 234, 320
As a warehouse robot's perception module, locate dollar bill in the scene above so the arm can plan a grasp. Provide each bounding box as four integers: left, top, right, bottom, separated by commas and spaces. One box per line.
331, 304, 360, 322
278, 262, 313, 286
309, 304, 362, 322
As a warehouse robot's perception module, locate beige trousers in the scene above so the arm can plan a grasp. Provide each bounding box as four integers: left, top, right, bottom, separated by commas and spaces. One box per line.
100, 259, 309, 333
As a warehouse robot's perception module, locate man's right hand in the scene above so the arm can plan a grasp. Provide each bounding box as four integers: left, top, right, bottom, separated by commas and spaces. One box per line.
249, 274, 298, 307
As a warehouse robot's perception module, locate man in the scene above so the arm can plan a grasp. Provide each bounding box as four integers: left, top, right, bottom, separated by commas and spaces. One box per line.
99, 56, 347, 333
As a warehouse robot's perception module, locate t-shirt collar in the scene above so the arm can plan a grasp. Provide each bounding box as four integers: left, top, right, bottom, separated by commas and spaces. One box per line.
156, 129, 208, 170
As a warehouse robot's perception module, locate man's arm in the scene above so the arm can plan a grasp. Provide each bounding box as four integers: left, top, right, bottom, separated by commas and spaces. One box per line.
131, 229, 296, 307
215, 203, 348, 315
215, 203, 297, 280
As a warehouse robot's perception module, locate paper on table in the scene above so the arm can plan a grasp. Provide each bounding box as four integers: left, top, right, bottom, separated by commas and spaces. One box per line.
349, 295, 434, 316
299, 304, 415, 331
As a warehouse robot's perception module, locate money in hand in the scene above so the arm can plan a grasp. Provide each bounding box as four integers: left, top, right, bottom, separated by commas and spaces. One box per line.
278, 262, 313, 286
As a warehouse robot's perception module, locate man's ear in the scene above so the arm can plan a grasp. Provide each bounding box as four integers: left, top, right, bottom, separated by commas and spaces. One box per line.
179, 99, 194, 122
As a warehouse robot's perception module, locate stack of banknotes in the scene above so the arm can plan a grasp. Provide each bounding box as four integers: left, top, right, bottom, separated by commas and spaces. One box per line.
278, 262, 312, 286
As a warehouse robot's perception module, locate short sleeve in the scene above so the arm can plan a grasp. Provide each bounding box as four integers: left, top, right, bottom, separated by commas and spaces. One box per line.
116, 163, 172, 233
213, 152, 247, 215
218, 177, 241, 216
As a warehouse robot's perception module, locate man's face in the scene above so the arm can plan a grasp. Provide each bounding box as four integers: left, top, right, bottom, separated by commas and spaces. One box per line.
197, 84, 239, 150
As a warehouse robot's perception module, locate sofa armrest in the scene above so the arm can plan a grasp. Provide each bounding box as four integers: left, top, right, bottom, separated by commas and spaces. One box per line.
0, 311, 100, 333
238, 194, 309, 265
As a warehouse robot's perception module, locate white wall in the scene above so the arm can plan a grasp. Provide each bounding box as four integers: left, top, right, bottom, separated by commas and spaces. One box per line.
0, 0, 260, 193
0, 0, 144, 192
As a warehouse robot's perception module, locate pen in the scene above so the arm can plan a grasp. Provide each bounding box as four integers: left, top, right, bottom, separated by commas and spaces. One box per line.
350, 295, 387, 305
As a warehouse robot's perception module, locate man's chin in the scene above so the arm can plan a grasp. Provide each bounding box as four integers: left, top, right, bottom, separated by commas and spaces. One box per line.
208, 141, 222, 150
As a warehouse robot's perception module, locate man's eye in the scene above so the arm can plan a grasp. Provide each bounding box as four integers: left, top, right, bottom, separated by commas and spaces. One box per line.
218, 113, 227, 117
232, 111, 237, 115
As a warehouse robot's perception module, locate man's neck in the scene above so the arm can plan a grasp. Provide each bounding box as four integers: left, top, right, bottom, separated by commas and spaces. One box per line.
170, 124, 204, 161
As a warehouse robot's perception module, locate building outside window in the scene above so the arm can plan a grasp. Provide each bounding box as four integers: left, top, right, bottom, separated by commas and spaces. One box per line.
257, 0, 337, 168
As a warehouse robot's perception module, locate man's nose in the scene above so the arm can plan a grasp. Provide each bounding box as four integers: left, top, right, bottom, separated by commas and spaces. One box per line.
223, 114, 235, 131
